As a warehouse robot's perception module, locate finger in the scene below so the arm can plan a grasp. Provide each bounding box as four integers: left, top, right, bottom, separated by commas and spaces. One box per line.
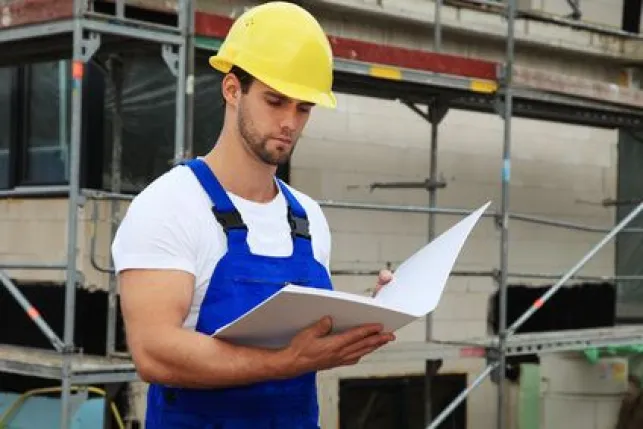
309, 316, 332, 337
332, 324, 385, 348
373, 270, 394, 297
372, 283, 383, 297
340, 333, 394, 357
342, 341, 390, 363
379, 269, 393, 283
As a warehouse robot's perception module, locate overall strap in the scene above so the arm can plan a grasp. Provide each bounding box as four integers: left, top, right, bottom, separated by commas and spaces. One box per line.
276, 179, 314, 256
182, 158, 250, 251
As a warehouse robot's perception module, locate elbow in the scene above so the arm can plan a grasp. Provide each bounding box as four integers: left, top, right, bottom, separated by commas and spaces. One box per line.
135, 360, 162, 384
130, 348, 170, 385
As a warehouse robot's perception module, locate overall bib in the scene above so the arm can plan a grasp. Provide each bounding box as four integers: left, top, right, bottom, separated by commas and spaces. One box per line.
144, 158, 333, 428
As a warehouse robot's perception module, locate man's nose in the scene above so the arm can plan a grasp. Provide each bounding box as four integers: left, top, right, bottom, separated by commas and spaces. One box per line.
279, 109, 298, 131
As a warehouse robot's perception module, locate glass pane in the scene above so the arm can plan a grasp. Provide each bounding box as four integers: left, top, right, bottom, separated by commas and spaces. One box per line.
0, 67, 11, 189
103, 55, 224, 192
23, 60, 71, 184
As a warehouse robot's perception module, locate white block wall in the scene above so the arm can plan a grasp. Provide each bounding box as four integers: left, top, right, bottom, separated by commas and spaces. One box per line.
539, 354, 628, 429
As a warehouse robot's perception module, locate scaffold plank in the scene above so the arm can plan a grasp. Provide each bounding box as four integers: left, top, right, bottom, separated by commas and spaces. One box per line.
513, 65, 643, 110
1, 327, 641, 385
362, 325, 643, 363
0, 345, 137, 384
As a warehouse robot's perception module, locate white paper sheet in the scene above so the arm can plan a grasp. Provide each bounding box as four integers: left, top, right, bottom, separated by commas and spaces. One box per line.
212, 201, 491, 349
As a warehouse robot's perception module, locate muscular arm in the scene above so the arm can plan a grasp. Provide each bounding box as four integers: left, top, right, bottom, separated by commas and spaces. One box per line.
119, 268, 293, 389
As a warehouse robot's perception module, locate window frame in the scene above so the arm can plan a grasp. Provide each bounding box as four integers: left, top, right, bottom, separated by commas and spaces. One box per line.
18, 62, 72, 187
1, 58, 104, 192
0, 67, 19, 189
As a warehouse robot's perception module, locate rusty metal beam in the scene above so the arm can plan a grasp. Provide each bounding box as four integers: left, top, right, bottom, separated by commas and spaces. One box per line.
0, 0, 73, 28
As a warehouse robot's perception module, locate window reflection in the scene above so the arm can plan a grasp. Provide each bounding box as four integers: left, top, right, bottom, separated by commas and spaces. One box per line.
23, 60, 71, 185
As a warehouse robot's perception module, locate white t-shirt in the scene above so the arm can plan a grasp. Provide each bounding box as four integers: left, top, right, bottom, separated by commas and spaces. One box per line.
111, 164, 332, 329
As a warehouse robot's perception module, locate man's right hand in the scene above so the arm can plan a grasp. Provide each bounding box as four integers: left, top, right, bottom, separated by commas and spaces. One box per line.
281, 316, 395, 376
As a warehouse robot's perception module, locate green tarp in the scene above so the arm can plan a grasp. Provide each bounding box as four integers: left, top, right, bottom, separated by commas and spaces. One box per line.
583, 345, 643, 364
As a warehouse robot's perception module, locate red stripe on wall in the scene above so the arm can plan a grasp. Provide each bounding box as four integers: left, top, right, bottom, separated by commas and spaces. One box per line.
194, 11, 498, 81
0, 0, 73, 28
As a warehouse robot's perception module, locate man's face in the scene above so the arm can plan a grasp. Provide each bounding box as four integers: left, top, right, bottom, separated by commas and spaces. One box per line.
233, 78, 314, 166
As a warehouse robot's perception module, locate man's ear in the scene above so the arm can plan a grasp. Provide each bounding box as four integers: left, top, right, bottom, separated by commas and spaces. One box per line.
221, 73, 240, 106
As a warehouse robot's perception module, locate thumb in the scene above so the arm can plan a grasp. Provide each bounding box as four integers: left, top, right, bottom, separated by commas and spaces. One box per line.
378, 269, 393, 284
310, 316, 333, 337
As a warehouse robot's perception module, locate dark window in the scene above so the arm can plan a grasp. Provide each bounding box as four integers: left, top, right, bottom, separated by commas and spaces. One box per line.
21, 60, 71, 185
101, 52, 289, 193
0, 60, 75, 190
0, 67, 11, 189
102, 54, 226, 193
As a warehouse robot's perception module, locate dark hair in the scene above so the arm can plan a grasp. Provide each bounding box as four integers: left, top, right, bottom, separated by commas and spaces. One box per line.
229, 65, 255, 93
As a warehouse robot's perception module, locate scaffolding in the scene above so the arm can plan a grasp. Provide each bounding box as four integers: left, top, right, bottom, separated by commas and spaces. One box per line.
1, 0, 643, 428
0, 0, 194, 427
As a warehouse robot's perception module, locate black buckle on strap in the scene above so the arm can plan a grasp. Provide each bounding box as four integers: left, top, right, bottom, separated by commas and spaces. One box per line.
288, 208, 311, 240
212, 207, 247, 233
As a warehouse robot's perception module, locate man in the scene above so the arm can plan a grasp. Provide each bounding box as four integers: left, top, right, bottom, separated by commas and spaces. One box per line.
111, 2, 396, 428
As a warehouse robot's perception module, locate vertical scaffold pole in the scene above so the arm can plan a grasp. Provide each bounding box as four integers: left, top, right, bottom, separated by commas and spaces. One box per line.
497, 0, 517, 426
60, 0, 85, 426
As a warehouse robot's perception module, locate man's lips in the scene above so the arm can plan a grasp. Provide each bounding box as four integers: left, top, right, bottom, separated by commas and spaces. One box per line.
273, 137, 293, 144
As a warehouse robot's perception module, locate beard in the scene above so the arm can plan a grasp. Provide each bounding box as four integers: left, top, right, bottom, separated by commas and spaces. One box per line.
237, 101, 296, 166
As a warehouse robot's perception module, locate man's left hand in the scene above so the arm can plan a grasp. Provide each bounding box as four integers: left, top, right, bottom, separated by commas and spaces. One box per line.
372, 269, 393, 297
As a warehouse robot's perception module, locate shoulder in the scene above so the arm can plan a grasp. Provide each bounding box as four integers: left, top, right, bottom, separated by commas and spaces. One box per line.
111, 165, 211, 275
125, 165, 208, 214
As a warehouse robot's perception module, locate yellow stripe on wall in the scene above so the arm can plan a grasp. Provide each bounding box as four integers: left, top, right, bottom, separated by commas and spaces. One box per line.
369, 66, 402, 80
470, 80, 498, 93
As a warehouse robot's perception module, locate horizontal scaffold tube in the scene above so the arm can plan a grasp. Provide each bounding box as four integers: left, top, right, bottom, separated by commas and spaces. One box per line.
2, 188, 641, 234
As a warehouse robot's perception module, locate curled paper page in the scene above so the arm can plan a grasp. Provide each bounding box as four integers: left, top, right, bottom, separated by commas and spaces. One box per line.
373, 201, 491, 316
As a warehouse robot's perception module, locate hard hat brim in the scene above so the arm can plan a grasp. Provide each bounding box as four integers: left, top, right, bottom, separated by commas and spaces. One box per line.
209, 54, 337, 109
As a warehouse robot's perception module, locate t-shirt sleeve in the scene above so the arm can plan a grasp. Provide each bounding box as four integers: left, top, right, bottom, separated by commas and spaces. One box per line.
111, 188, 198, 276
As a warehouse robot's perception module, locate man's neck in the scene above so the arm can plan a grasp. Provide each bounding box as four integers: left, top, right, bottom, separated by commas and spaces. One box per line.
202, 137, 278, 204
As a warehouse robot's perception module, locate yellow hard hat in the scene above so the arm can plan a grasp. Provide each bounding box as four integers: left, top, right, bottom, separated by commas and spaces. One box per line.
209, 2, 337, 109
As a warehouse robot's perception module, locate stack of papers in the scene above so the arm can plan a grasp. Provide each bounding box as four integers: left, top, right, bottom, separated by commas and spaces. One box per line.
212, 202, 491, 348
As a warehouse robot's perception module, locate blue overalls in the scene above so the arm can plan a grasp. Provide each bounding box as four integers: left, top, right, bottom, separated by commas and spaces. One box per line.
144, 158, 333, 428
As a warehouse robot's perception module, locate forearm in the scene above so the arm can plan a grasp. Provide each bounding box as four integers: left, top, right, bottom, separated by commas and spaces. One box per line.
131, 326, 296, 389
